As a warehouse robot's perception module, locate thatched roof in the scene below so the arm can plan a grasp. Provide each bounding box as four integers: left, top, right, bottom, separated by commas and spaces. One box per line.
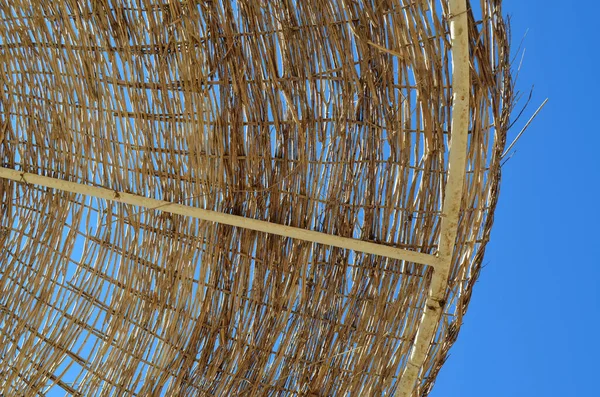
0, 0, 513, 395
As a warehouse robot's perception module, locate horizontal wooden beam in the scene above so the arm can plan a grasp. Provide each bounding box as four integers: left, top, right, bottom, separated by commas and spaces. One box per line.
0, 166, 442, 268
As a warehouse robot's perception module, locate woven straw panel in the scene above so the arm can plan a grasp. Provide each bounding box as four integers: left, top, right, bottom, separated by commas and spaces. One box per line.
0, 1, 512, 396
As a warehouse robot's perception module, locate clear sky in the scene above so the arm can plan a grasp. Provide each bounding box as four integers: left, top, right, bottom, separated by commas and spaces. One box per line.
432, 1, 600, 396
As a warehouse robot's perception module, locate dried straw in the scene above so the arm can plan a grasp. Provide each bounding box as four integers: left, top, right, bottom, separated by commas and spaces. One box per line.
0, 0, 513, 396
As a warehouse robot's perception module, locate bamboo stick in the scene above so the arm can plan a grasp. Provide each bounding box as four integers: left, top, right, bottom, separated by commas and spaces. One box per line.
395, 0, 470, 395
0, 167, 441, 267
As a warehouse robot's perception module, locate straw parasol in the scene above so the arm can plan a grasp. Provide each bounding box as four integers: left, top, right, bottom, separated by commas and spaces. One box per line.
0, 0, 513, 395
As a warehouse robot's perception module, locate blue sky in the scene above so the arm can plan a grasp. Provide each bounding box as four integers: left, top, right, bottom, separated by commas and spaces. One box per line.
432, 1, 600, 396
